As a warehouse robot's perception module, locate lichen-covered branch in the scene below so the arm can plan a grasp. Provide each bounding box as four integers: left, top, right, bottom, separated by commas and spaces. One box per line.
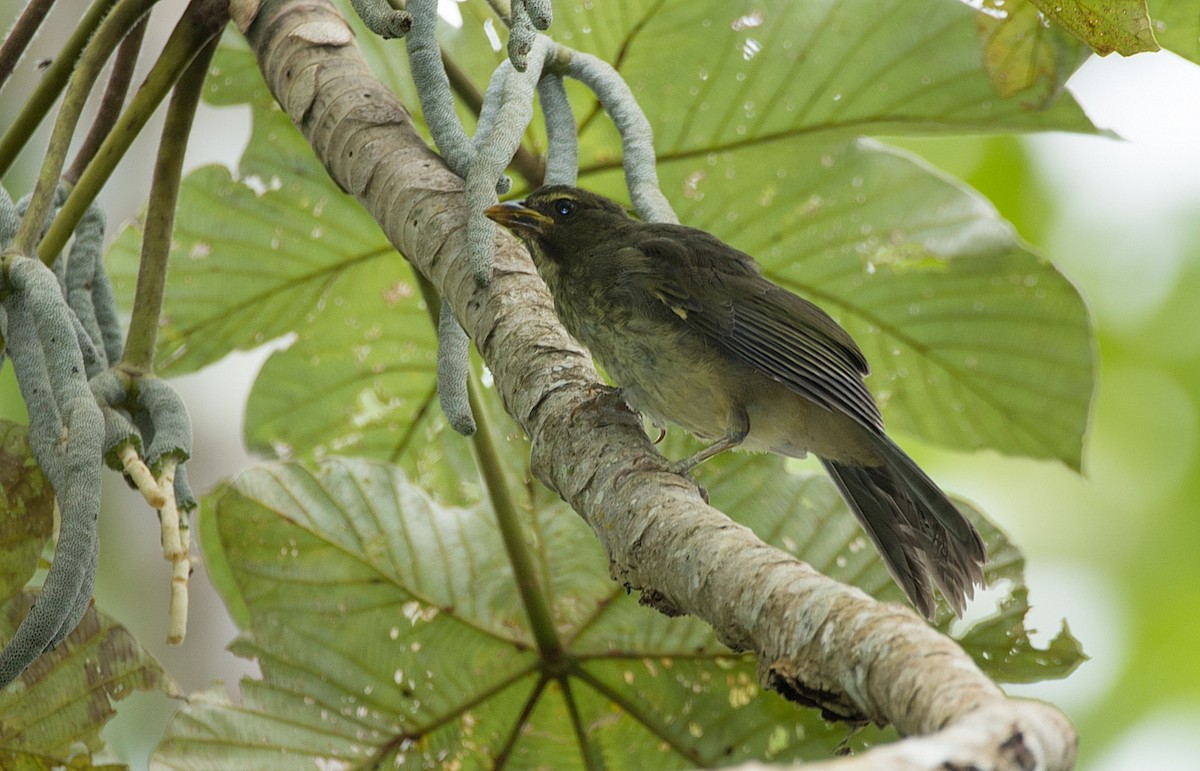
244, 1, 1077, 768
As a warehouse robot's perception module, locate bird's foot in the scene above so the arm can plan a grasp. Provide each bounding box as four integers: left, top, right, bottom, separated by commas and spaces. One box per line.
665, 457, 710, 503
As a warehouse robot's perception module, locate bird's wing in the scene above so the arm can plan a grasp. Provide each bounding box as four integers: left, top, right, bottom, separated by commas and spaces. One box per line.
622, 234, 885, 432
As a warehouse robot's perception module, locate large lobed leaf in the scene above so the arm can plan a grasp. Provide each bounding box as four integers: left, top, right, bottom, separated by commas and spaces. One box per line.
156, 456, 841, 768
154, 448, 1081, 767
103, 1, 1096, 761
108, 0, 1096, 468
549, 0, 1097, 468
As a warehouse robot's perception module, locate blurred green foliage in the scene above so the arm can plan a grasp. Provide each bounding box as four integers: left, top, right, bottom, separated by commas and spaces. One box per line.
892, 128, 1200, 768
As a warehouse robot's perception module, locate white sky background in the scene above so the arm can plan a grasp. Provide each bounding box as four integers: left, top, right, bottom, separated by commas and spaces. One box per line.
0, 4, 1183, 766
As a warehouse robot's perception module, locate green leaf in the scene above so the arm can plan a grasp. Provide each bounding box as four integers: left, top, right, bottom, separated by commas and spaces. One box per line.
1029, 0, 1160, 55
691, 449, 1086, 682
159, 457, 864, 767
157, 448, 1079, 766
581, 138, 1094, 467
1148, 0, 1200, 63
0, 421, 53, 606
107, 116, 398, 377
975, 0, 1089, 105
551, 0, 1098, 174
202, 32, 274, 109
194, 489, 251, 629
239, 251, 435, 461
0, 590, 179, 760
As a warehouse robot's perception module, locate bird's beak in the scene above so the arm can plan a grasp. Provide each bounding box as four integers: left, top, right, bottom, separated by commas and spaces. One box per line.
484, 200, 552, 237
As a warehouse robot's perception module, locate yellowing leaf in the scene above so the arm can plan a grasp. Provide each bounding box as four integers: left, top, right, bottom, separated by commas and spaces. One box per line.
1030, 0, 1159, 54
976, 0, 1088, 104
0, 421, 53, 605
0, 591, 179, 759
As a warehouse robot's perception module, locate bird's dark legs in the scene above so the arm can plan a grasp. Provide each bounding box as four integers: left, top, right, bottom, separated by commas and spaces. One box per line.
674, 411, 749, 474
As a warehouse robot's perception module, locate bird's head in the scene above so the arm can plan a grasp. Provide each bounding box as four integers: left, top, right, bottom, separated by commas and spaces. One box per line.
484, 185, 633, 263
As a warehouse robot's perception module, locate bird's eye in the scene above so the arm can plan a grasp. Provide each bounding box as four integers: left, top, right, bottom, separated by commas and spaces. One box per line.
553, 198, 575, 217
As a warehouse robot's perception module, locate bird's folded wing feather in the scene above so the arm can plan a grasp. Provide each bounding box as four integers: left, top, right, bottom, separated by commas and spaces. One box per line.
621, 235, 885, 432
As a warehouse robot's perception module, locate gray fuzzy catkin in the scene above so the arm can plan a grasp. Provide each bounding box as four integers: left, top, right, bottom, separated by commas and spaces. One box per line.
349, 0, 413, 38
62, 203, 109, 374
0, 186, 19, 244
406, 0, 473, 174
174, 463, 197, 512
507, 0, 537, 72
465, 35, 553, 286
538, 74, 577, 186
405, 0, 480, 436
437, 301, 476, 436
566, 52, 677, 225
136, 377, 193, 469
0, 257, 104, 688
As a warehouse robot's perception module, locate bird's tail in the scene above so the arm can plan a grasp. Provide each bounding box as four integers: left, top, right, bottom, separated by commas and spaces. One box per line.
820, 435, 986, 619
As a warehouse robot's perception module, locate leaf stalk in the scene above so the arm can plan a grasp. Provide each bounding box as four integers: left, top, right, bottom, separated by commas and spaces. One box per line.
37, 0, 227, 266
120, 31, 220, 373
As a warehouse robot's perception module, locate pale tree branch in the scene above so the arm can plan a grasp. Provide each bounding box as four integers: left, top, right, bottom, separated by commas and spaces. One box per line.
243, 1, 1077, 768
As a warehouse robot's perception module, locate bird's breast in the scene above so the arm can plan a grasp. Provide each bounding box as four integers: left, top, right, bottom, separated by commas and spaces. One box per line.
546, 273, 736, 440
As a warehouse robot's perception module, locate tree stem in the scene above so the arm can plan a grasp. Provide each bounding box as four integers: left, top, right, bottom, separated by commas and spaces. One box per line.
0, 0, 58, 94
414, 273, 567, 668
37, 0, 228, 265
121, 32, 219, 373
467, 369, 567, 666
0, 0, 121, 178
8, 0, 155, 258
64, 15, 149, 185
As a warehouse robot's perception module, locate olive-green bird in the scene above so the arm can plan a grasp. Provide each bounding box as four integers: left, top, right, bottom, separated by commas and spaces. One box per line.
485, 185, 986, 618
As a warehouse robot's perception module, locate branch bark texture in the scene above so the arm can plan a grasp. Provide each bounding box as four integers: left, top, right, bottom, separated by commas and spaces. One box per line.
245, 1, 1077, 768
